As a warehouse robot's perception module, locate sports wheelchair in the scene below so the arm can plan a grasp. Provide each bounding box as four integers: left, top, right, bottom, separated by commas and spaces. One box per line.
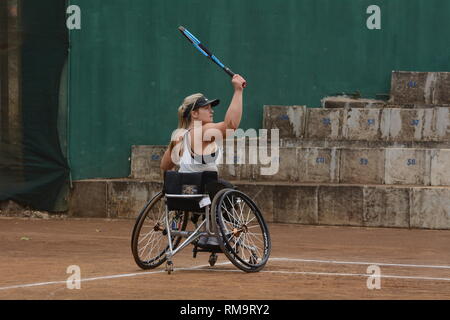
131, 171, 271, 274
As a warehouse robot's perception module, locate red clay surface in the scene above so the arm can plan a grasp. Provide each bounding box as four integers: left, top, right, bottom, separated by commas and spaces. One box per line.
0, 217, 449, 300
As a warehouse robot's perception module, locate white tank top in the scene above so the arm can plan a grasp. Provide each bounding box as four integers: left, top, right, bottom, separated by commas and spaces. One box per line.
178, 129, 222, 173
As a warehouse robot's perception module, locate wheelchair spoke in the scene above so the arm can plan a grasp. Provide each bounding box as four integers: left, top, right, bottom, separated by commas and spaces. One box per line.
245, 232, 263, 257
235, 196, 245, 222
247, 230, 264, 246
138, 230, 157, 254
247, 232, 264, 244
144, 244, 161, 263
142, 236, 157, 262
221, 203, 240, 227
143, 236, 159, 262
240, 235, 248, 262
238, 199, 247, 224
146, 233, 163, 258
245, 207, 252, 226
245, 215, 257, 225
239, 233, 259, 264
140, 227, 159, 251
141, 231, 162, 261
246, 224, 262, 230
225, 197, 238, 222
231, 232, 244, 252
245, 237, 260, 263
137, 229, 153, 245
242, 232, 258, 252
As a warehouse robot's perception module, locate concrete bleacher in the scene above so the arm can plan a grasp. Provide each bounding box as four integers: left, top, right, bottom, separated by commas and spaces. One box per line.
264, 105, 450, 144
68, 71, 450, 229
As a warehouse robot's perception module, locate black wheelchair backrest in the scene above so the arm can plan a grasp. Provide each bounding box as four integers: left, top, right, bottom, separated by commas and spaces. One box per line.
163, 171, 218, 212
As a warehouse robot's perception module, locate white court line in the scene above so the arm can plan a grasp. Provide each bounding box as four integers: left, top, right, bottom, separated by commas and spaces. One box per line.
270, 257, 450, 270
0, 262, 231, 291
1, 257, 449, 291
200, 268, 450, 282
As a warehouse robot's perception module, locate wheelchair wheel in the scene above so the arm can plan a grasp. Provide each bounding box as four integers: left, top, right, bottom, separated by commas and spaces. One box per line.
212, 189, 271, 273
131, 192, 189, 269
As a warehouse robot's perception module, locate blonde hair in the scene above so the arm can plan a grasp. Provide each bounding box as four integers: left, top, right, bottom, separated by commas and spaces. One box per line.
177, 93, 203, 129
168, 93, 203, 151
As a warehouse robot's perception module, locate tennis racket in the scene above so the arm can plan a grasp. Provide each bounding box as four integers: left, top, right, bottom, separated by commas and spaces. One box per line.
178, 25, 237, 78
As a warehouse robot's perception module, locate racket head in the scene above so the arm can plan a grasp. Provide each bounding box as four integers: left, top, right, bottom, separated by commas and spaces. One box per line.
178, 25, 239, 81
178, 26, 208, 56
178, 26, 200, 45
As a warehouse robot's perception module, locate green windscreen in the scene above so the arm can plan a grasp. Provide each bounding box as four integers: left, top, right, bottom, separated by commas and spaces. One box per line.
68, 0, 450, 180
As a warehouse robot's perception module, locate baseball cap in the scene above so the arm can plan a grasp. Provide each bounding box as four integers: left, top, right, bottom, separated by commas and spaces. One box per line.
183, 95, 220, 118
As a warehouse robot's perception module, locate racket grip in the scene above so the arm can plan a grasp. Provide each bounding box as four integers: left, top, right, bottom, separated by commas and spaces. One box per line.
224, 67, 235, 77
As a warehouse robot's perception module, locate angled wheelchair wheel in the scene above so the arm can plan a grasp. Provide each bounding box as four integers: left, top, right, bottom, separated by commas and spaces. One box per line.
131, 192, 189, 270
212, 189, 271, 273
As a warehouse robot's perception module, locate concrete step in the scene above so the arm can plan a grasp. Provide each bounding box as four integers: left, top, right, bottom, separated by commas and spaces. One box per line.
322, 96, 450, 110
263, 105, 450, 142
320, 71, 450, 108
390, 71, 450, 105
321, 96, 388, 109
279, 138, 450, 149
130, 145, 166, 181
68, 178, 450, 230
131, 145, 450, 187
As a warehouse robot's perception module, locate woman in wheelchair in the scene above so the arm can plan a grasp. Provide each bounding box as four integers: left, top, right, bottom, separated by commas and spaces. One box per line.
131, 74, 271, 273
160, 74, 246, 248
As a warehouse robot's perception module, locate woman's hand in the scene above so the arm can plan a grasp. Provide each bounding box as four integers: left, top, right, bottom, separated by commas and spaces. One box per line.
232, 74, 247, 91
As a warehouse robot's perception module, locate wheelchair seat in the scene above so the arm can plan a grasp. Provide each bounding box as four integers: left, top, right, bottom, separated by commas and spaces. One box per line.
163, 171, 218, 212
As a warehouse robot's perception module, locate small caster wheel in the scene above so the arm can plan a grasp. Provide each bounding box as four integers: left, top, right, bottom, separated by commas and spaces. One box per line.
208, 253, 218, 266
165, 261, 174, 274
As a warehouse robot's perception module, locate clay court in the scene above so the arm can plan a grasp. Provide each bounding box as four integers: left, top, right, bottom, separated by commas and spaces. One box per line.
0, 217, 449, 300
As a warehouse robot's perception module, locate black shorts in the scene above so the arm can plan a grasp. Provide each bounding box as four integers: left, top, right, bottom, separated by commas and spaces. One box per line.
206, 179, 235, 201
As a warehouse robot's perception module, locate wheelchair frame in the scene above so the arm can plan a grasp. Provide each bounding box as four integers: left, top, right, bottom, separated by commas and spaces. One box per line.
163, 193, 217, 273
131, 182, 271, 274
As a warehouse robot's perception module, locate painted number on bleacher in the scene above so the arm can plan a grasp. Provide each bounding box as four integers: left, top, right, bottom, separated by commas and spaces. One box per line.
411, 119, 420, 126
360, 158, 369, 165
151, 154, 160, 161
316, 157, 326, 164
407, 81, 417, 88
367, 119, 375, 125
322, 118, 331, 125
407, 159, 416, 166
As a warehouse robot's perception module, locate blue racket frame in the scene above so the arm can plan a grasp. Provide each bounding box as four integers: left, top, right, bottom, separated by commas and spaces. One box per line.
178, 26, 235, 77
